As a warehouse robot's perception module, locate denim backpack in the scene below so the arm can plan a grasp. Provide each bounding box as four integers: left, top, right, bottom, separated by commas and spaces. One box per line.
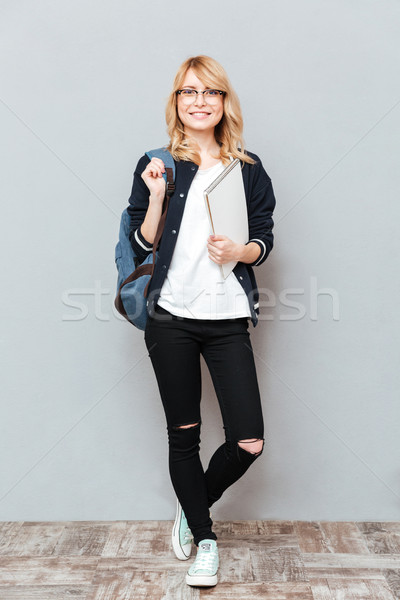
114, 147, 176, 330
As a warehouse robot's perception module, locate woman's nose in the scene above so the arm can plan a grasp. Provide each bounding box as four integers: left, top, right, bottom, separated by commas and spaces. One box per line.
194, 92, 206, 107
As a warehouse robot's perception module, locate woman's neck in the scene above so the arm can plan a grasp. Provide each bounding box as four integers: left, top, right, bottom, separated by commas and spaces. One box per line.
184, 128, 221, 161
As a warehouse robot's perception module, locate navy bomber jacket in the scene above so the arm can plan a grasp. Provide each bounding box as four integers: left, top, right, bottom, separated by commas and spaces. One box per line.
127, 151, 276, 327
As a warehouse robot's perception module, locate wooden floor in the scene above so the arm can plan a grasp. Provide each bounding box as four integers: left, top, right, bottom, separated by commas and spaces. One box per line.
0, 520, 400, 599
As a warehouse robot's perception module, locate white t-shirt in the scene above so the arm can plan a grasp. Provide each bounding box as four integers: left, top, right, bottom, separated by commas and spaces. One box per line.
157, 160, 251, 320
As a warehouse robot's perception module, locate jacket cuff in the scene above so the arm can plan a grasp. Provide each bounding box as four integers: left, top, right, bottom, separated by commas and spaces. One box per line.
247, 239, 266, 266
134, 226, 153, 251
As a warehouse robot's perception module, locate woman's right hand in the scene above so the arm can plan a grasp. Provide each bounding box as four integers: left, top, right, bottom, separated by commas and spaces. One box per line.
141, 157, 166, 203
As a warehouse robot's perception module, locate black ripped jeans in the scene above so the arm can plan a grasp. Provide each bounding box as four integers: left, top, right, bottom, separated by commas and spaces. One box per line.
144, 304, 265, 546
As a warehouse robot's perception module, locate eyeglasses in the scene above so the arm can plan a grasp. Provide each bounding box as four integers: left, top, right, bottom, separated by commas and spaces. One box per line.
176, 88, 225, 104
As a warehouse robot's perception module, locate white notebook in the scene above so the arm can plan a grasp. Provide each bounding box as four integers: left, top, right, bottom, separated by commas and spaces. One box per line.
204, 158, 248, 279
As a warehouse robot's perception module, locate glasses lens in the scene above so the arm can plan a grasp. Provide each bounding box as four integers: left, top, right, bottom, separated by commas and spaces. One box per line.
179, 90, 196, 104
204, 90, 222, 104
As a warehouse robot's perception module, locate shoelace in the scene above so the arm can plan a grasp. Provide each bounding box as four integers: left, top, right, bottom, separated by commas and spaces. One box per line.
181, 513, 193, 544
193, 548, 217, 571
183, 526, 193, 544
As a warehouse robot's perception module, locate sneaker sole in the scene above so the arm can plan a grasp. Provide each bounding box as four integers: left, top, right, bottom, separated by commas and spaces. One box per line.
171, 501, 192, 561
186, 573, 218, 587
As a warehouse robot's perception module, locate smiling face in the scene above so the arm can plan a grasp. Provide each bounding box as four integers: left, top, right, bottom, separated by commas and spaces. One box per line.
177, 68, 224, 137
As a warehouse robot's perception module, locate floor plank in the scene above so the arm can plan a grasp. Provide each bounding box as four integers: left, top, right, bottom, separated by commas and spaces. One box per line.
303, 551, 400, 571
357, 522, 400, 554
0, 556, 99, 585
0, 522, 66, 556
295, 521, 370, 554
217, 545, 253, 583
324, 577, 396, 599
86, 570, 168, 600
0, 521, 24, 554
52, 523, 110, 556
309, 577, 334, 600
199, 582, 314, 599
0, 586, 90, 599
250, 545, 308, 582
164, 570, 200, 600
383, 568, 400, 599
111, 521, 171, 558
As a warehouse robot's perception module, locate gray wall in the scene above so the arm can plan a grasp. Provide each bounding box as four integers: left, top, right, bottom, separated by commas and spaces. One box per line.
1, 0, 399, 521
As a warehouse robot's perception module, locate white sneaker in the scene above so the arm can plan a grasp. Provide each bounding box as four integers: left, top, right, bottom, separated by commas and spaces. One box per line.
171, 498, 214, 561
171, 499, 193, 560
186, 539, 219, 587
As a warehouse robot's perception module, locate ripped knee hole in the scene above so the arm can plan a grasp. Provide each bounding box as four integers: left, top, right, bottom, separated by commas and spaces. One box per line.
237, 438, 264, 455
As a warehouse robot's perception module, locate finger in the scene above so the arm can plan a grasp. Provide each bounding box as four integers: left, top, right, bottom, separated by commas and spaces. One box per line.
146, 165, 163, 178
208, 237, 222, 247
150, 158, 165, 172
208, 240, 224, 252
150, 169, 163, 178
208, 246, 222, 260
207, 242, 215, 255
150, 157, 165, 165
209, 253, 223, 264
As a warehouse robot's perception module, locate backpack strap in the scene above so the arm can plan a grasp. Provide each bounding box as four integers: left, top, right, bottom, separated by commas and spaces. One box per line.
141, 147, 175, 297
142, 163, 174, 297
145, 146, 175, 212
145, 146, 176, 183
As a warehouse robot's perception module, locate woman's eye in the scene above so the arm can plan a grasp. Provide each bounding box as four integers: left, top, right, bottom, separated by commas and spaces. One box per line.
183, 89, 196, 95
207, 90, 219, 96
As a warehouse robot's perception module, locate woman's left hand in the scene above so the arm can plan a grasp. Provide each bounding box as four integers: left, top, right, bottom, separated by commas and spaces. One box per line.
207, 234, 243, 264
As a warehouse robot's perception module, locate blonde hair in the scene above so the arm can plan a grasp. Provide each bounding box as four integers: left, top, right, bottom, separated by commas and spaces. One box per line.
165, 55, 255, 166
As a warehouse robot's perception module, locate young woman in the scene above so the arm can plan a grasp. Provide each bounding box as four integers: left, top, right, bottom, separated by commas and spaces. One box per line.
127, 55, 276, 587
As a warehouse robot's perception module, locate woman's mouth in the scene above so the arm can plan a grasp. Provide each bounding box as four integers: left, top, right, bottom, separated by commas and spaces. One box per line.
189, 112, 211, 119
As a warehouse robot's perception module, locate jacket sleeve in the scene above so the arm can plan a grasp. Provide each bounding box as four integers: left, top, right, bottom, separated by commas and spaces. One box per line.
126, 154, 154, 265
245, 157, 276, 267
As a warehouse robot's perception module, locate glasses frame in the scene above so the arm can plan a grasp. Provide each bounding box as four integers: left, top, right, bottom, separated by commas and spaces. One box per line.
176, 88, 226, 103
